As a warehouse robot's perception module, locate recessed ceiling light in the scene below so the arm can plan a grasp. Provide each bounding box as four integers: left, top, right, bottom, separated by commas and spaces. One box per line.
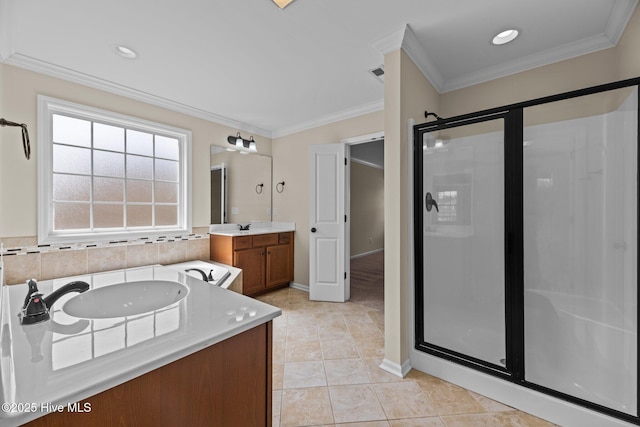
112, 45, 137, 59
492, 29, 519, 45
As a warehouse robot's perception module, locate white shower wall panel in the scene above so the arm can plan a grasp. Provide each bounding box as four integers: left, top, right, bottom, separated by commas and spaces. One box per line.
523, 89, 638, 415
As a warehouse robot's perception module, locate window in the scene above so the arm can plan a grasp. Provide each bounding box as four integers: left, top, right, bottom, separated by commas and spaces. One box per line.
38, 96, 192, 244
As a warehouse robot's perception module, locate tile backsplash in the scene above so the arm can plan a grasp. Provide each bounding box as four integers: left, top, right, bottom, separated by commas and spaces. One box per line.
0, 227, 210, 285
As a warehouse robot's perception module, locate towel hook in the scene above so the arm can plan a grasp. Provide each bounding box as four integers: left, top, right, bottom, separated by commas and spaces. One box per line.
276, 181, 285, 193
0, 118, 31, 160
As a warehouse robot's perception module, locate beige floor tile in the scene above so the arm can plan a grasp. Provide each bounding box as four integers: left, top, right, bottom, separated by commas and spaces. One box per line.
314, 311, 346, 324
388, 418, 446, 427
273, 337, 286, 363
262, 287, 559, 427
318, 323, 352, 340
373, 381, 437, 419
286, 340, 323, 362
283, 361, 327, 389
273, 362, 284, 390
281, 387, 334, 427
286, 324, 319, 343
440, 411, 556, 427
362, 358, 405, 383
324, 358, 371, 386
288, 312, 322, 327
329, 384, 387, 424
337, 422, 390, 427
343, 312, 377, 326
321, 337, 360, 360
469, 391, 514, 412
273, 389, 282, 426
355, 337, 385, 358
413, 375, 486, 416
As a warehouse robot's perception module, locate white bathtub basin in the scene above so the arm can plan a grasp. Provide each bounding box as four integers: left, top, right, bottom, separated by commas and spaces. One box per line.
164, 260, 232, 288
62, 280, 189, 319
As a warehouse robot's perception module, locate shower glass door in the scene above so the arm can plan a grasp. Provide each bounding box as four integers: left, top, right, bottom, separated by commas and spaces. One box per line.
522, 87, 638, 415
418, 117, 507, 370
415, 78, 639, 423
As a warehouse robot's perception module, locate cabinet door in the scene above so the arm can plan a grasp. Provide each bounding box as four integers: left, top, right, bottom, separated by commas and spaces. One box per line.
266, 244, 292, 288
235, 247, 265, 295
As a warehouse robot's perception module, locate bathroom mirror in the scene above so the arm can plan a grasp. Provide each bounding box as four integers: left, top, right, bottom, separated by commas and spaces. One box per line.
210, 146, 272, 224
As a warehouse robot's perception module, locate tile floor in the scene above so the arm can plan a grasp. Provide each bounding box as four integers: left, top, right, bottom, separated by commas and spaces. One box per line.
256, 287, 557, 427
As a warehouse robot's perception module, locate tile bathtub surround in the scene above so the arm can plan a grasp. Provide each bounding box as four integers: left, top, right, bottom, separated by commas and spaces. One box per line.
257, 288, 558, 427
0, 228, 210, 285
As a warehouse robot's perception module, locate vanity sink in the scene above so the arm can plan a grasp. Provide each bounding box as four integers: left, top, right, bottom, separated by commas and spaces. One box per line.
62, 280, 189, 319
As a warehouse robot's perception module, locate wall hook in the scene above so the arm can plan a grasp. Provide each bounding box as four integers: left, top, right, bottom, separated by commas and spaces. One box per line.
276, 181, 285, 193
255, 183, 264, 194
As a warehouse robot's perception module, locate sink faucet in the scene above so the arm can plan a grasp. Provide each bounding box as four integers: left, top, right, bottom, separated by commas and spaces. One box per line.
185, 268, 213, 282
19, 279, 90, 325
238, 223, 251, 231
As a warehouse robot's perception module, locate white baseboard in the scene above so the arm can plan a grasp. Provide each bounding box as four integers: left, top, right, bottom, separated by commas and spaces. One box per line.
350, 248, 384, 259
379, 357, 411, 378
289, 282, 309, 292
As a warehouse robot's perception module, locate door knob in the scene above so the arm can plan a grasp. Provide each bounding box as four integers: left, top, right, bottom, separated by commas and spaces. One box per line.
311, 227, 317, 233
425, 192, 439, 212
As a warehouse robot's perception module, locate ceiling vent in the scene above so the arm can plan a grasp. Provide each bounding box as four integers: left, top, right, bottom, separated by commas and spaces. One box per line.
369, 65, 384, 83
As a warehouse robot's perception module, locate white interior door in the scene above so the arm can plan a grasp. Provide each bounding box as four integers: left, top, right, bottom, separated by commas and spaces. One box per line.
309, 143, 348, 302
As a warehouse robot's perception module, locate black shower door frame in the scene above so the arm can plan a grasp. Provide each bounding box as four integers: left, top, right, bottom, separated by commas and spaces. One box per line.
413, 76, 640, 425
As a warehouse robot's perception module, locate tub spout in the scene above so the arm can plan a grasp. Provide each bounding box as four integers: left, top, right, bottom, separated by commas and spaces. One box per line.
185, 268, 213, 282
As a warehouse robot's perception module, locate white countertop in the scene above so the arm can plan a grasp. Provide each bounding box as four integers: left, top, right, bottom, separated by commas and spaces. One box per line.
0, 265, 281, 426
209, 221, 295, 237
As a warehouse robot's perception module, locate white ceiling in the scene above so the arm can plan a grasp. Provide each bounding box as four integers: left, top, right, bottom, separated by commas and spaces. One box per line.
1, 0, 637, 138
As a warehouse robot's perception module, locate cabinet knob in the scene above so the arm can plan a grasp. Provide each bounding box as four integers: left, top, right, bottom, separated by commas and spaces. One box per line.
311, 227, 317, 233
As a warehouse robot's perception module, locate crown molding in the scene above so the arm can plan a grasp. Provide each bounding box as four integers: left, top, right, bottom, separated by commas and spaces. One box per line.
371, 27, 406, 56
271, 98, 384, 139
607, 0, 638, 42
373, 0, 637, 94
400, 24, 445, 92
441, 32, 616, 93
2, 53, 273, 138
371, 24, 445, 91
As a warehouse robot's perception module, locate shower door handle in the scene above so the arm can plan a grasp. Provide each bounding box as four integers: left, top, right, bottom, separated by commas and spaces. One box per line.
425, 192, 439, 212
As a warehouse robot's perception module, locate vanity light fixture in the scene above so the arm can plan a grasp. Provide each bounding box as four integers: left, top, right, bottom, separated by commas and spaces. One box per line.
272, 0, 294, 9
227, 132, 258, 153
112, 44, 138, 59
492, 29, 519, 45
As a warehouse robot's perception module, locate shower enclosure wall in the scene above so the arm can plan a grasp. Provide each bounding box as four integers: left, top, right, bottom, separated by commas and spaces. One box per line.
414, 78, 639, 424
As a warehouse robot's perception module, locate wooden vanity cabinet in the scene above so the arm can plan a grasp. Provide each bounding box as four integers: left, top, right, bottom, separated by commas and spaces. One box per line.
25, 322, 274, 427
210, 232, 294, 296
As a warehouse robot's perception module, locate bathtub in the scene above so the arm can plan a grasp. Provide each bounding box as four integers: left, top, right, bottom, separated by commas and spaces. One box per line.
525, 288, 637, 415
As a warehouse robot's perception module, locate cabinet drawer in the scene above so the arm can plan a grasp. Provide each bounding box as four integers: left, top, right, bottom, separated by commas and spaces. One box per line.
252, 233, 278, 247
233, 236, 252, 250
278, 232, 292, 244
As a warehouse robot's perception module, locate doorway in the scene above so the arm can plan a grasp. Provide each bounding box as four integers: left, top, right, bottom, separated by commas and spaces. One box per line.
349, 138, 384, 310
308, 132, 385, 305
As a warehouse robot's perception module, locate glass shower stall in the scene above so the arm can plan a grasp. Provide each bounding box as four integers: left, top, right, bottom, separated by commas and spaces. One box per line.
414, 78, 639, 423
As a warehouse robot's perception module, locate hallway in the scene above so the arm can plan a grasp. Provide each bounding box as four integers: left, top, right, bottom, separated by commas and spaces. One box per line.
349, 250, 384, 312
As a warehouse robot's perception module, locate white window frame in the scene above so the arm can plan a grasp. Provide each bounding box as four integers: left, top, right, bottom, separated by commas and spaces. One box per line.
37, 95, 192, 245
